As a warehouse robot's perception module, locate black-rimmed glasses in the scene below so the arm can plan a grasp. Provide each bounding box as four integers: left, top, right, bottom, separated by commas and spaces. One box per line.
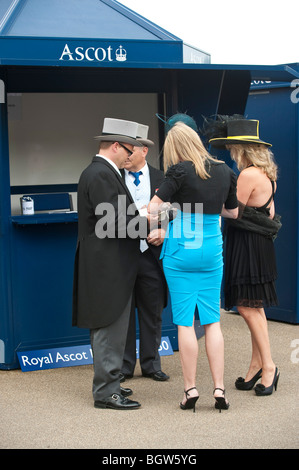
118, 142, 134, 157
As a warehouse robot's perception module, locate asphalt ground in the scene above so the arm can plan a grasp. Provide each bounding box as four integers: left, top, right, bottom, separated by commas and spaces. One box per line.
1, 310, 298, 451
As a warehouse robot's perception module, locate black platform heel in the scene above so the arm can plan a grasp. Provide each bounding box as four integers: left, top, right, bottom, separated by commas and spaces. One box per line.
214, 388, 230, 413
254, 367, 280, 396
235, 368, 262, 390
180, 387, 199, 413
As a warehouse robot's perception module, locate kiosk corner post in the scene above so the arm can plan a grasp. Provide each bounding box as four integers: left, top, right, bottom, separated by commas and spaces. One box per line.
0, 78, 16, 369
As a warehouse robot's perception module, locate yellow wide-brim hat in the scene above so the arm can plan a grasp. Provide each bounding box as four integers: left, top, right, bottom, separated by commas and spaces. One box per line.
209, 119, 272, 148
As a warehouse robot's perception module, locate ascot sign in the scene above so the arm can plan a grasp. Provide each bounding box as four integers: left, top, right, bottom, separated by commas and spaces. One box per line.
59, 43, 127, 62
0, 37, 181, 66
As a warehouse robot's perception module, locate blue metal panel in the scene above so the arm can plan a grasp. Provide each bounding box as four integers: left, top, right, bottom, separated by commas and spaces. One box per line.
246, 84, 299, 323
0, 0, 25, 36
0, 0, 180, 40
11, 213, 78, 225
0, 0, 16, 23
0, 0, 186, 67
10, 222, 90, 361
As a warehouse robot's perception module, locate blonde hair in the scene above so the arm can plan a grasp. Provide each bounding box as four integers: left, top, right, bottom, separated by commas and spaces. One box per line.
229, 144, 278, 181
163, 122, 220, 179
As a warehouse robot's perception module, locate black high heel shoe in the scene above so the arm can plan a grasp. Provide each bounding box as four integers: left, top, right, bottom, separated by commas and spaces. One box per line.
214, 388, 230, 413
254, 367, 280, 396
235, 368, 262, 390
180, 387, 199, 413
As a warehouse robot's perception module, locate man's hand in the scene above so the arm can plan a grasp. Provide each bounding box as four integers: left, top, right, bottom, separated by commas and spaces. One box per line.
147, 228, 166, 246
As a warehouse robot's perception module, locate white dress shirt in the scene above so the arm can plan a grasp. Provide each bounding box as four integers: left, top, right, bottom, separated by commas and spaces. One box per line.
124, 163, 150, 252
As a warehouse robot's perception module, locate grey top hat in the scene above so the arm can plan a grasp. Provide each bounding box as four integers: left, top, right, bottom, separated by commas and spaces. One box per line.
136, 123, 154, 147
94, 118, 143, 146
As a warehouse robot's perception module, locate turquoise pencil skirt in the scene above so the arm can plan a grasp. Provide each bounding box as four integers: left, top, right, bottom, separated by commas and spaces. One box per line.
161, 212, 223, 327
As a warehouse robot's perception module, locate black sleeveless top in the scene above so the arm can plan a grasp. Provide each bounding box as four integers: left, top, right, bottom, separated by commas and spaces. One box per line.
246, 164, 275, 217
251, 180, 275, 217
156, 160, 238, 214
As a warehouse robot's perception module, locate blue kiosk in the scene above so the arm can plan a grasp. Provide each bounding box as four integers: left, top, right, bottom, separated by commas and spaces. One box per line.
0, 0, 298, 369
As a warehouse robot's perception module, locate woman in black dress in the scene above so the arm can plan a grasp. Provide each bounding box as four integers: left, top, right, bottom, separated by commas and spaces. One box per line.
208, 116, 280, 396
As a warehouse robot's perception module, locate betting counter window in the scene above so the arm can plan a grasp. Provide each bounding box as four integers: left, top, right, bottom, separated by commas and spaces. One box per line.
7, 92, 160, 217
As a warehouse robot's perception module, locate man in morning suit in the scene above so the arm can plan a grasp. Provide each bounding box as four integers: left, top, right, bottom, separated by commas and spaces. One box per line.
120, 124, 169, 383
73, 118, 148, 410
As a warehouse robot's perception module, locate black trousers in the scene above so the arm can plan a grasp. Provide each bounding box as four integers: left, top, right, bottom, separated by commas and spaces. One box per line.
121, 249, 165, 375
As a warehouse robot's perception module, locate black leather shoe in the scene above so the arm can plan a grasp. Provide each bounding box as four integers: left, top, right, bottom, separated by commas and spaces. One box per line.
119, 372, 133, 383
94, 394, 141, 410
142, 370, 169, 381
120, 387, 133, 397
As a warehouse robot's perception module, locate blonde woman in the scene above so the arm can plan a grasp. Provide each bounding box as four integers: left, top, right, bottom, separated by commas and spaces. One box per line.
148, 121, 238, 412
209, 117, 280, 396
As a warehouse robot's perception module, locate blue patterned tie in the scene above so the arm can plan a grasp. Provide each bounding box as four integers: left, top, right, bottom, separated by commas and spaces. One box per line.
129, 171, 143, 186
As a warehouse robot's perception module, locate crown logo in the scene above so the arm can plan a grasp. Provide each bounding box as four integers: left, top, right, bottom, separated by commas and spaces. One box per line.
116, 45, 127, 62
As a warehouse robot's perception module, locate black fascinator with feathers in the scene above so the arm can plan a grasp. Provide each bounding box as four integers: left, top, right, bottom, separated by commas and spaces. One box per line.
201, 114, 246, 143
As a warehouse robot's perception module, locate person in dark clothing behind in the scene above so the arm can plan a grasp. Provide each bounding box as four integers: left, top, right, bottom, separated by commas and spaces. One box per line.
120, 124, 169, 383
